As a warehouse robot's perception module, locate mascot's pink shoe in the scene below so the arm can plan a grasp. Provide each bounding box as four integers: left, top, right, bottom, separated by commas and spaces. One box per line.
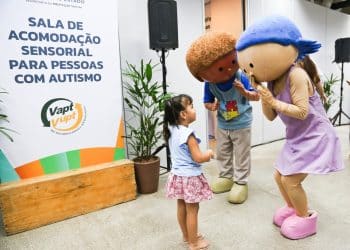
280, 211, 318, 240
273, 205, 296, 227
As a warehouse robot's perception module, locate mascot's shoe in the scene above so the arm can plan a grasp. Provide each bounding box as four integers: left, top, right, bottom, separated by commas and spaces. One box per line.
273, 205, 296, 227
210, 177, 234, 194
280, 211, 318, 240
227, 183, 248, 204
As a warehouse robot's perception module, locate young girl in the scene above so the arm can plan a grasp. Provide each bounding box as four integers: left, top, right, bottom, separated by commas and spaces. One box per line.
164, 94, 214, 250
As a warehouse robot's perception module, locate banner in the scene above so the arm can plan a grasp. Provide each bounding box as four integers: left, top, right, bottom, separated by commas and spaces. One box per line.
0, 0, 124, 182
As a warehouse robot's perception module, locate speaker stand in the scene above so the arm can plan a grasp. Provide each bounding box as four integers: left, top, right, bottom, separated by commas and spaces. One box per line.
152, 48, 171, 174
331, 62, 350, 126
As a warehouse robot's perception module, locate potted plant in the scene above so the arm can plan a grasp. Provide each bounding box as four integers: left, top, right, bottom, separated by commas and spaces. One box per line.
323, 73, 339, 113
122, 59, 169, 194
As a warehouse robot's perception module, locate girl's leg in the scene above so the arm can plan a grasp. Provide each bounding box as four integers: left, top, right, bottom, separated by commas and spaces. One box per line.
185, 202, 199, 245
281, 173, 308, 217
177, 199, 188, 241
274, 170, 292, 206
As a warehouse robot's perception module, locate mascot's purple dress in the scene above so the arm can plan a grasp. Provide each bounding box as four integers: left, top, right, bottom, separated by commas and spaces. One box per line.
269, 67, 344, 175
236, 14, 344, 240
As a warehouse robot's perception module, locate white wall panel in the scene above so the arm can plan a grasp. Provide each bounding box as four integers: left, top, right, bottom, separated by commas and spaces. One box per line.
293, 0, 327, 70
118, 1, 207, 164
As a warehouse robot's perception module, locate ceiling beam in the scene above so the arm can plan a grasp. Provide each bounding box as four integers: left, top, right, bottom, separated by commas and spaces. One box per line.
331, 0, 350, 9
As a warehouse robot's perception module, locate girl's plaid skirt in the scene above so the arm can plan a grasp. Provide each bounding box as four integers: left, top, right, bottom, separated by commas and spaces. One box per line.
165, 173, 213, 203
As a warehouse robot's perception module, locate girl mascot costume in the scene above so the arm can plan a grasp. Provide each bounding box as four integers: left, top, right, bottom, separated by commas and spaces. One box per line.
236, 15, 344, 239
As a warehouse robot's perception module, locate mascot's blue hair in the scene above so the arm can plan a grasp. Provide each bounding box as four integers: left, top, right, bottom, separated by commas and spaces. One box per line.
236, 15, 321, 60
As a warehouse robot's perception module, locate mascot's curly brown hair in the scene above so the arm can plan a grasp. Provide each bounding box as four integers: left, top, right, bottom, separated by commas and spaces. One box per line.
186, 32, 236, 82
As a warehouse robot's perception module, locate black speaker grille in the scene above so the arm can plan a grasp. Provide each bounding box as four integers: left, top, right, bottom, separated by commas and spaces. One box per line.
334, 37, 350, 63
148, 0, 178, 50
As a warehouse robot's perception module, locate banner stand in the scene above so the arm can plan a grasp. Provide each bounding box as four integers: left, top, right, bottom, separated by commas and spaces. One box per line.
0, 159, 136, 235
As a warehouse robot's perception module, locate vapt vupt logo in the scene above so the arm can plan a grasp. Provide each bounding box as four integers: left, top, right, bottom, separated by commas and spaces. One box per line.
41, 98, 86, 134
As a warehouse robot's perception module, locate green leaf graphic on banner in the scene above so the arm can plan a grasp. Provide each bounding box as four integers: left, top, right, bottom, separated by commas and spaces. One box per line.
114, 148, 125, 160
66, 150, 80, 169
41, 153, 69, 174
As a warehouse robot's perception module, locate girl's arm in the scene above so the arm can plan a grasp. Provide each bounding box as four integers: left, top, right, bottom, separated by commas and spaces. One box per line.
188, 135, 213, 163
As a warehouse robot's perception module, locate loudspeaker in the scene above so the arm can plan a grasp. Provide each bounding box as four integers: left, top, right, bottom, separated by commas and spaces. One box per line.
148, 0, 178, 50
334, 37, 350, 63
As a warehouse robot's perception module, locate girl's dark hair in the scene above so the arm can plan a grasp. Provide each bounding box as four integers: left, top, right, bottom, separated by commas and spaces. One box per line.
163, 94, 193, 143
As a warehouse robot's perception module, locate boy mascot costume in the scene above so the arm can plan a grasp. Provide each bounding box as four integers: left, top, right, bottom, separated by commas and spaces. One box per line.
236, 15, 344, 239
186, 32, 259, 204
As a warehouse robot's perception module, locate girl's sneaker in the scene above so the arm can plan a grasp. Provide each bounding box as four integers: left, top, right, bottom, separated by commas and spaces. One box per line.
273, 205, 296, 227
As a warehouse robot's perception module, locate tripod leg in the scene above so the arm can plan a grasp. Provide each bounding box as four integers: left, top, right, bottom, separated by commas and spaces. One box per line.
165, 144, 171, 171
331, 110, 341, 125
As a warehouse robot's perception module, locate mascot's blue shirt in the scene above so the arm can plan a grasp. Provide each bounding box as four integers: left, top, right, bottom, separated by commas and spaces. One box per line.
203, 70, 253, 130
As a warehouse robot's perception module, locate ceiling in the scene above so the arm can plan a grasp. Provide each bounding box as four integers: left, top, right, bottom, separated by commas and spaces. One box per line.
204, 0, 350, 15
305, 0, 350, 14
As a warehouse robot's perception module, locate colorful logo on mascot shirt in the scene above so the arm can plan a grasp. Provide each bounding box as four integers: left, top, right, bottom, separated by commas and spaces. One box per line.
41, 98, 86, 134
222, 100, 239, 120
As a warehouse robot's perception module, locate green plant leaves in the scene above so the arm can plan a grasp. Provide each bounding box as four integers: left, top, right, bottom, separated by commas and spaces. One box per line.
145, 63, 152, 82
323, 73, 340, 113
122, 60, 168, 159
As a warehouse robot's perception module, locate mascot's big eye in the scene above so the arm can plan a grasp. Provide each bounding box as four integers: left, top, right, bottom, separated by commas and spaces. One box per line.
218, 67, 224, 72
232, 60, 236, 65
243, 69, 247, 73
249, 63, 254, 68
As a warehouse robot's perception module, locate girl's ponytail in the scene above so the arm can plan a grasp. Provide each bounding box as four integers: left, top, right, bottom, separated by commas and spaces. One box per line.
163, 99, 173, 143
163, 94, 193, 143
